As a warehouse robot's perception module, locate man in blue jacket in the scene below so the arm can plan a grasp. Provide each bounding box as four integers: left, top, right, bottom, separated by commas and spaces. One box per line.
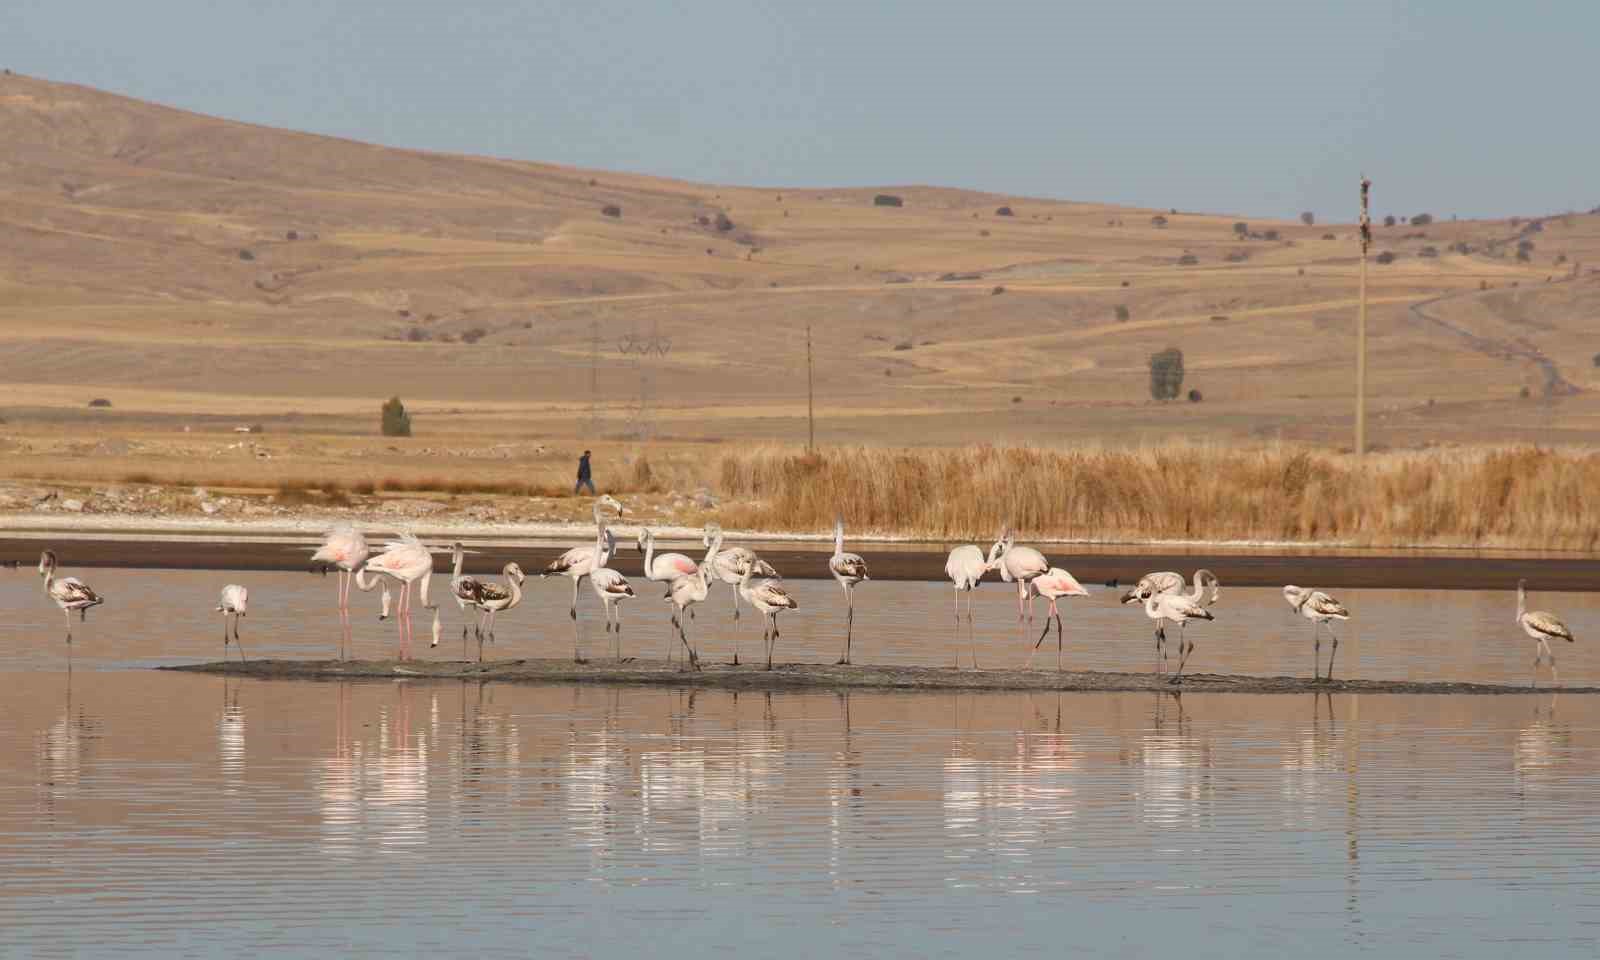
575, 450, 595, 495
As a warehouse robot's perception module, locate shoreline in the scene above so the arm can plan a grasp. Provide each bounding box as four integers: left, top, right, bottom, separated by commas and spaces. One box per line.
160, 658, 1597, 695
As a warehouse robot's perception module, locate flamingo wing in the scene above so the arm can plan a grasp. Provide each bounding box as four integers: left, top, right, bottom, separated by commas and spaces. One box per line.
1525, 611, 1573, 642
831, 552, 869, 580
54, 577, 102, 606
1308, 591, 1350, 619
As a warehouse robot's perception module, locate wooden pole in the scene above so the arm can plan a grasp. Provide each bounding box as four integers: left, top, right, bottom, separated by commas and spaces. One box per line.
1356, 177, 1371, 457
806, 324, 816, 452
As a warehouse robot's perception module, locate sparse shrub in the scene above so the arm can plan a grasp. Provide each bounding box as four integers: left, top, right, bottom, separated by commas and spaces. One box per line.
1232, 221, 1249, 238
405, 326, 431, 342
1148, 347, 1185, 401
632, 454, 656, 491
1011, 396, 1022, 404
1114, 304, 1130, 323
1322, 233, 1335, 240
1375, 251, 1396, 264
1223, 249, 1249, 263
1451, 241, 1473, 255
460, 327, 488, 344
995, 206, 1014, 217
1261, 229, 1280, 241
247, 423, 264, 433
381, 396, 412, 437
1188, 388, 1203, 403
285, 230, 298, 241
1301, 212, 1315, 226
873, 194, 903, 207
238, 249, 255, 261
1592, 353, 1600, 368
991, 285, 1005, 295
1383, 215, 1397, 227
1480, 280, 1489, 290
1517, 239, 1535, 262
1519, 386, 1531, 399
1555, 253, 1568, 264
1419, 246, 1439, 258
714, 212, 735, 232
87, 398, 112, 408
1410, 213, 1433, 226
1177, 253, 1199, 266
1150, 215, 1169, 228
978, 229, 990, 237
601, 204, 621, 218
893, 340, 913, 351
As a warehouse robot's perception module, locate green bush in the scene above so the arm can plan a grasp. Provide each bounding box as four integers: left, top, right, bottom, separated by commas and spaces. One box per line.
1148, 348, 1185, 401
381, 396, 412, 437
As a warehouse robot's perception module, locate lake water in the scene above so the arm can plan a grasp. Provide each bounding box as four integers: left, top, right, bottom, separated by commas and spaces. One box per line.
2, 568, 1599, 956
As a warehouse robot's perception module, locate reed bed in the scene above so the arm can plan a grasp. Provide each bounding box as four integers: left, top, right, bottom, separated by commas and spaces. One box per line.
714, 444, 1600, 550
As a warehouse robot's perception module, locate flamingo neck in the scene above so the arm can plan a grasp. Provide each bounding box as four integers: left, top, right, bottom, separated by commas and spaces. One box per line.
833, 524, 844, 556
642, 531, 655, 574
1516, 585, 1526, 622
506, 569, 523, 606
451, 547, 464, 579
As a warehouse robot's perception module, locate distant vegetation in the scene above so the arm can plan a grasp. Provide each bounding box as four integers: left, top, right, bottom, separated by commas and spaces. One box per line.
1384, 215, 1397, 228
1148, 347, 1185, 400
1300, 211, 1315, 226
1376, 251, 1396, 264
381, 396, 412, 437
1233, 222, 1249, 238
1410, 213, 1434, 226
1150, 215, 1169, 228
601, 204, 621, 218
995, 206, 1014, 217
1177, 253, 1198, 266
873, 194, 903, 207
1517, 239, 1536, 262
87, 398, 112, 408
1114, 304, 1130, 323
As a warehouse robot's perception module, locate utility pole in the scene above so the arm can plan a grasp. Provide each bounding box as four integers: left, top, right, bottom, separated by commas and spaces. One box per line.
805, 324, 816, 452
587, 319, 600, 435
1356, 176, 1371, 457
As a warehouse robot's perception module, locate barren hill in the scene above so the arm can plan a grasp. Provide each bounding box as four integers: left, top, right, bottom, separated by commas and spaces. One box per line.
3, 70, 1600, 472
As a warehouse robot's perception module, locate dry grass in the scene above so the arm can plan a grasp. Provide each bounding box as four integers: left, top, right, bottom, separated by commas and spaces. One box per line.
715, 444, 1600, 549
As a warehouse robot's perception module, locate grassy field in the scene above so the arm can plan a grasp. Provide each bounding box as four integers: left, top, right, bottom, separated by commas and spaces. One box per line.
2, 73, 1599, 546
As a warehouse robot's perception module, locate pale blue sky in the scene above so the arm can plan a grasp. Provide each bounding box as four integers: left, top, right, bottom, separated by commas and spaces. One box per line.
3, 0, 1594, 219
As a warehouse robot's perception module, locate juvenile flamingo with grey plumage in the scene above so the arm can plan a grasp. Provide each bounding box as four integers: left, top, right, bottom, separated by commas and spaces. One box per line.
1517, 579, 1574, 688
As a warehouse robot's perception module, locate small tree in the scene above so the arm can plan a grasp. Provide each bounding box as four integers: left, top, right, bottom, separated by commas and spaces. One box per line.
1517, 239, 1535, 262
1383, 215, 1397, 228
1300, 211, 1315, 226
1375, 251, 1396, 264
1114, 304, 1131, 323
1232, 221, 1249, 238
1148, 347, 1185, 401
1410, 213, 1433, 226
1150, 214, 1169, 229
381, 396, 412, 437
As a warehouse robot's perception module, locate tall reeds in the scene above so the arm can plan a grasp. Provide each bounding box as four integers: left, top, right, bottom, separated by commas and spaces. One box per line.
714, 444, 1600, 549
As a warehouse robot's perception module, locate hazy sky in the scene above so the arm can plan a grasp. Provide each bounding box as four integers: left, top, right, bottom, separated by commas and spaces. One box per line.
3, 0, 1594, 219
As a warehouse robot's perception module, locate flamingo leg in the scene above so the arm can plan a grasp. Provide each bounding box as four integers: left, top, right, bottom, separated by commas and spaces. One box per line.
1168, 622, 1195, 684
234, 615, 247, 662
970, 594, 980, 671
64, 607, 73, 645
836, 584, 853, 665
677, 610, 700, 671
570, 576, 580, 621
573, 615, 586, 664
1312, 621, 1322, 680
1326, 623, 1339, 681
1055, 607, 1064, 673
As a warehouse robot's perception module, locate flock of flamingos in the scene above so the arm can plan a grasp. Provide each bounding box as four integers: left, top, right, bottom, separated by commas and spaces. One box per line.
32, 494, 1578, 685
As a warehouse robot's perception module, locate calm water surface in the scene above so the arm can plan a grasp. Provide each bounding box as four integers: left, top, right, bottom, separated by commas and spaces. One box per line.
2, 568, 1599, 956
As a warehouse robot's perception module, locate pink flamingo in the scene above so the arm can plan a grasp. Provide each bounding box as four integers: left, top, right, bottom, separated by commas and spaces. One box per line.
638, 527, 699, 660
355, 535, 438, 661
666, 527, 725, 670
1026, 568, 1089, 671
310, 524, 370, 658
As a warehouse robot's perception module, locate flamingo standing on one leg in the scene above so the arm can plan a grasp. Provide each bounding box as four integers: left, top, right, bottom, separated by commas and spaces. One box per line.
356, 535, 438, 661
1125, 570, 1219, 671
1283, 585, 1351, 680
739, 559, 798, 671
945, 544, 991, 668
1144, 590, 1215, 684
667, 528, 724, 670
38, 550, 104, 649
216, 584, 249, 661
988, 529, 1048, 624
542, 495, 624, 620
310, 524, 370, 659
638, 527, 700, 661
1026, 568, 1090, 671
703, 523, 780, 626
1517, 579, 1574, 688
437, 563, 525, 662
828, 516, 869, 665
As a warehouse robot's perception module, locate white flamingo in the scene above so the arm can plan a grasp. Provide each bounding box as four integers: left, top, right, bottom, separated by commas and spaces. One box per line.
1517, 579, 1574, 688
988, 529, 1049, 623
38, 550, 104, 647
1283, 585, 1351, 681
739, 558, 798, 671
1127, 570, 1219, 670
945, 544, 991, 668
542, 495, 624, 620
355, 535, 438, 661
829, 517, 870, 664
1026, 567, 1089, 671
590, 565, 635, 661
638, 527, 700, 660
216, 584, 249, 661
438, 563, 525, 662
1144, 590, 1215, 683
666, 528, 725, 670
703, 522, 779, 624
310, 524, 370, 657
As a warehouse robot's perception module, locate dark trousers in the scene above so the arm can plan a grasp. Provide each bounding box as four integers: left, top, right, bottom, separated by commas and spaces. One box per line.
575, 477, 596, 494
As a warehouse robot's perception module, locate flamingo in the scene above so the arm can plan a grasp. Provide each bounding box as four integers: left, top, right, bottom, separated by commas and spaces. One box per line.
445, 541, 489, 655
1126, 570, 1219, 669
437, 563, 525, 661
541, 495, 624, 620
37, 550, 104, 647
1144, 590, 1215, 684
216, 584, 249, 661
988, 529, 1049, 623
355, 534, 438, 661
739, 558, 798, 671
945, 544, 991, 668
590, 565, 635, 661
638, 527, 700, 660
703, 523, 780, 624
1026, 568, 1090, 671
1283, 585, 1351, 680
1517, 579, 1574, 687
666, 528, 725, 670
310, 524, 370, 657
828, 516, 869, 664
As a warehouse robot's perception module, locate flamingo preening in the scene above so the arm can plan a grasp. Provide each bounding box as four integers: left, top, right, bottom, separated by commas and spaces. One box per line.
637, 527, 699, 660
1517, 579, 1574, 688
666, 528, 725, 670
438, 562, 525, 661
829, 517, 869, 664
355, 535, 438, 661
1119, 571, 1185, 605
310, 524, 370, 657
1143, 590, 1214, 683
216, 584, 248, 661
1283, 585, 1351, 680
739, 558, 798, 671
1125, 570, 1219, 670
945, 544, 991, 668
38, 550, 104, 648
988, 529, 1048, 623
1026, 568, 1090, 671
542, 495, 624, 620
703, 522, 779, 624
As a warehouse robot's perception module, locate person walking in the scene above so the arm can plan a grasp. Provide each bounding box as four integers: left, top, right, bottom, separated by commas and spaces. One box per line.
575, 450, 596, 495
